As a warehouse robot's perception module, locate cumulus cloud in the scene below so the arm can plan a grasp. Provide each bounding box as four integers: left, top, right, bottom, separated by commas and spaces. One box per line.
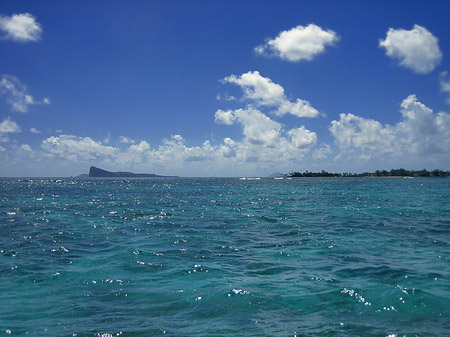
0, 118, 21, 133
221, 107, 282, 145
0, 70, 323, 176
211, 72, 320, 172
30, 73, 319, 175
255, 24, 339, 62
34, 112, 319, 175
154, 135, 216, 164
288, 126, 317, 148
28, 96, 450, 176
330, 95, 450, 161
0, 13, 42, 42
0, 74, 50, 112
30, 127, 41, 134
312, 144, 332, 160
115, 140, 150, 166
41, 135, 118, 161
216, 106, 316, 150
224, 71, 284, 105
330, 113, 395, 153
379, 25, 442, 74
223, 71, 319, 118
0, 118, 21, 142
215, 109, 235, 125
214, 106, 317, 166
440, 71, 450, 104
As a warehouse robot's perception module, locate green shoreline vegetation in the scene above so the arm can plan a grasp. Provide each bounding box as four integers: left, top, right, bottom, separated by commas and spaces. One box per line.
288, 168, 450, 178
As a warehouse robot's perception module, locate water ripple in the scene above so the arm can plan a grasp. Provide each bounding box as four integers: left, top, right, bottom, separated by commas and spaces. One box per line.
0, 177, 449, 336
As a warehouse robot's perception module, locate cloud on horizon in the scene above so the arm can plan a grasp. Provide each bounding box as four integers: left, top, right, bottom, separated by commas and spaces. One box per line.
25, 92, 447, 176
330, 95, 450, 163
41, 135, 118, 162
1, 77, 449, 176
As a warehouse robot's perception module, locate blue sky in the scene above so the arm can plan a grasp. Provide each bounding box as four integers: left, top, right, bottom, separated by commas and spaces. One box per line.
1, 0, 450, 177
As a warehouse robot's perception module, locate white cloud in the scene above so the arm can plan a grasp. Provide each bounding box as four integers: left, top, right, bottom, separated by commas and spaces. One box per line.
0, 71, 321, 176
103, 132, 111, 144
255, 24, 339, 62
440, 71, 450, 104
312, 144, 332, 160
101, 74, 320, 175
217, 106, 315, 149
218, 137, 238, 158
396, 95, 450, 154
223, 71, 319, 118
0, 118, 21, 142
0, 75, 31, 112
215, 109, 235, 125
27, 95, 450, 176
210, 72, 320, 173
216, 93, 236, 102
119, 136, 135, 144
213, 107, 317, 165
34, 102, 319, 176
379, 25, 442, 74
41, 135, 118, 161
115, 140, 150, 166
0, 74, 49, 112
111, 135, 217, 173
0, 118, 21, 133
0, 13, 42, 42
20, 144, 32, 152
277, 100, 320, 118
129, 140, 150, 152
228, 107, 282, 145
330, 113, 395, 153
288, 126, 317, 148
224, 71, 284, 105
330, 95, 450, 162
30, 127, 41, 134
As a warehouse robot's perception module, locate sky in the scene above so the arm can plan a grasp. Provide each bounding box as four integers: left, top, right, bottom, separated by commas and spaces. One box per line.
1, 0, 450, 177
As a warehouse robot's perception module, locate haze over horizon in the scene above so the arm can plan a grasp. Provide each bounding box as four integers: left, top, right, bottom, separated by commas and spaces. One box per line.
1, 0, 450, 177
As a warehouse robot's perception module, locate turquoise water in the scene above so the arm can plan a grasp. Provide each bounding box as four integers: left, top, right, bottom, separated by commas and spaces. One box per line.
1, 177, 449, 336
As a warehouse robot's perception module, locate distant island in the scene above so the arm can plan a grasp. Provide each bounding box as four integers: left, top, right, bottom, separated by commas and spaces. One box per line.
288, 168, 450, 178
88, 166, 175, 178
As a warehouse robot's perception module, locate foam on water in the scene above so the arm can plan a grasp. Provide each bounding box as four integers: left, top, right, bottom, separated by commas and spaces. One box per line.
0, 177, 449, 336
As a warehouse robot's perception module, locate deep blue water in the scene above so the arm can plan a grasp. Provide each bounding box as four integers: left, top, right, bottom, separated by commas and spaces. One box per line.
0, 177, 449, 336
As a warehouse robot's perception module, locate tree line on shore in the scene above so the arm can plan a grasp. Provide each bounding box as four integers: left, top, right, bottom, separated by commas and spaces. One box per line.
288, 168, 450, 178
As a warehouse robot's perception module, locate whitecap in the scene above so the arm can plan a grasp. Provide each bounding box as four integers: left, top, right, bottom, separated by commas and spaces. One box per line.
230, 288, 250, 295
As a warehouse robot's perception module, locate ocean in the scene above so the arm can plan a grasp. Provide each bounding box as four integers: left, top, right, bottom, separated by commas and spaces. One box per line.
0, 177, 449, 336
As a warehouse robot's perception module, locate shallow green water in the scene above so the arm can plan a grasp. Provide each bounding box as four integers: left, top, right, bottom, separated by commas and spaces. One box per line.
1, 177, 449, 336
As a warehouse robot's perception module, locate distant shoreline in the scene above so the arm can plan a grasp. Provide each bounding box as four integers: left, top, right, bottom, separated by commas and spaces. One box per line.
2, 168, 449, 179
288, 168, 450, 178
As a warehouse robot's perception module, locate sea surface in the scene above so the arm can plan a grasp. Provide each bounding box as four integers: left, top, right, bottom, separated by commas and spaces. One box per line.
0, 177, 449, 337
